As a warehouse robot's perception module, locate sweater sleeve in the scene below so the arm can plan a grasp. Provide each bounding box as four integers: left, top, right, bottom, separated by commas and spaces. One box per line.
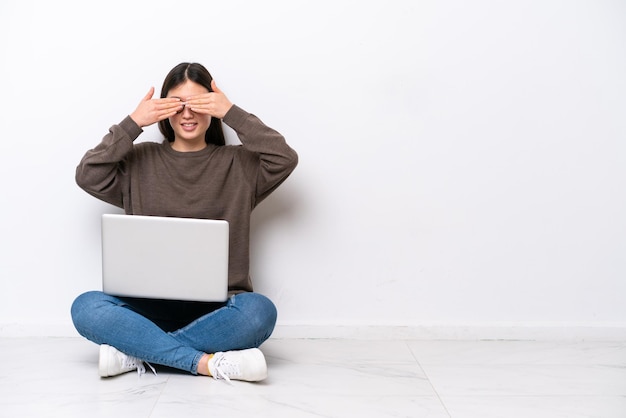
222, 105, 298, 206
75, 116, 143, 208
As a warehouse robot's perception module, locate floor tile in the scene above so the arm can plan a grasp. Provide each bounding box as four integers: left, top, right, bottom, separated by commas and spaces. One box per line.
441, 395, 626, 418
1, 337, 625, 417
263, 338, 419, 365
407, 340, 626, 366
420, 364, 626, 397
151, 394, 450, 418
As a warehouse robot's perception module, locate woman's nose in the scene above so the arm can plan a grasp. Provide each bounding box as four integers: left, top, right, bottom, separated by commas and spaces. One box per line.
180, 103, 194, 116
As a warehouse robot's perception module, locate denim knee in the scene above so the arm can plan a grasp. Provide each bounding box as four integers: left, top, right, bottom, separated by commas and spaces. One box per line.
232, 292, 277, 344
71, 291, 95, 324
70, 291, 114, 341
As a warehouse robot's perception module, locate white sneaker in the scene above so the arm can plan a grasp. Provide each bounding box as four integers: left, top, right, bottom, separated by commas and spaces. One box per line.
99, 344, 155, 377
208, 348, 267, 383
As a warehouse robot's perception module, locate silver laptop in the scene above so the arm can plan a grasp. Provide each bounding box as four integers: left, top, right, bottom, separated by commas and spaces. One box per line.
101, 214, 229, 302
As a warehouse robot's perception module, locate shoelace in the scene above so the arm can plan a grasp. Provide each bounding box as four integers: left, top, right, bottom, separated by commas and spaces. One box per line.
210, 353, 240, 384
124, 355, 157, 377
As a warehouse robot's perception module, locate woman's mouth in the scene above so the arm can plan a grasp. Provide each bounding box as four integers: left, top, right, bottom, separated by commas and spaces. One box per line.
181, 123, 197, 132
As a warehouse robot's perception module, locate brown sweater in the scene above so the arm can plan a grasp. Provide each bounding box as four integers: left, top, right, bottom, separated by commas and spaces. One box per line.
76, 105, 298, 294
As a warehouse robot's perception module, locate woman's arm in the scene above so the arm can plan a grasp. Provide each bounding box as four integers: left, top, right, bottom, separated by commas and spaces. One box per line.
181, 80, 298, 204
75, 117, 141, 208
223, 105, 298, 205
75, 89, 182, 207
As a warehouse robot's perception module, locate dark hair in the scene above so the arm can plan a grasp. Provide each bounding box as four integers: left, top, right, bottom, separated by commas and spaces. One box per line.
158, 62, 226, 146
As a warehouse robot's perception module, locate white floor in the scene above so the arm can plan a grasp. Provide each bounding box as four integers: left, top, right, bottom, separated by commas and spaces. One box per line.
1, 337, 625, 417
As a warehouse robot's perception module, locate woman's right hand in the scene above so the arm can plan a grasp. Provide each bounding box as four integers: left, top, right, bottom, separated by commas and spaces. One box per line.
129, 87, 183, 128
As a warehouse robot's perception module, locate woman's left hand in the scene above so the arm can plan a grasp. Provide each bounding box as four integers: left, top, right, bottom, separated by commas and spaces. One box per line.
184, 80, 233, 119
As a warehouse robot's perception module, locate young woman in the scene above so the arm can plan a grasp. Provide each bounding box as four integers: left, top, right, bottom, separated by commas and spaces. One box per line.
71, 62, 298, 382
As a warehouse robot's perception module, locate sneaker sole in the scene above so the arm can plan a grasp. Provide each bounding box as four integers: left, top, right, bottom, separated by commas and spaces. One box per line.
243, 348, 268, 381
98, 344, 115, 377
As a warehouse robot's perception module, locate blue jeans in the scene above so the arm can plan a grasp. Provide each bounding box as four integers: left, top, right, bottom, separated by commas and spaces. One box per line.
70, 291, 277, 374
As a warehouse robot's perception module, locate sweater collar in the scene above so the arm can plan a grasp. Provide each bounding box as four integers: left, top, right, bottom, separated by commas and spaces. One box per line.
161, 139, 218, 157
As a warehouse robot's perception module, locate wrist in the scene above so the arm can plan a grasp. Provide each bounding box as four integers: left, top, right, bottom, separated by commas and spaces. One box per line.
129, 112, 144, 128
120, 115, 144, 140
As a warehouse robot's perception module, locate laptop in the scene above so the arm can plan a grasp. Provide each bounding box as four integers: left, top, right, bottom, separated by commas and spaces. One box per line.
101, 214, 229, 302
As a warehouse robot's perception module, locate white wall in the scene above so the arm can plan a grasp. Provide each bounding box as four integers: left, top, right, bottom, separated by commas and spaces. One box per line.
1, 0, 624, 338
